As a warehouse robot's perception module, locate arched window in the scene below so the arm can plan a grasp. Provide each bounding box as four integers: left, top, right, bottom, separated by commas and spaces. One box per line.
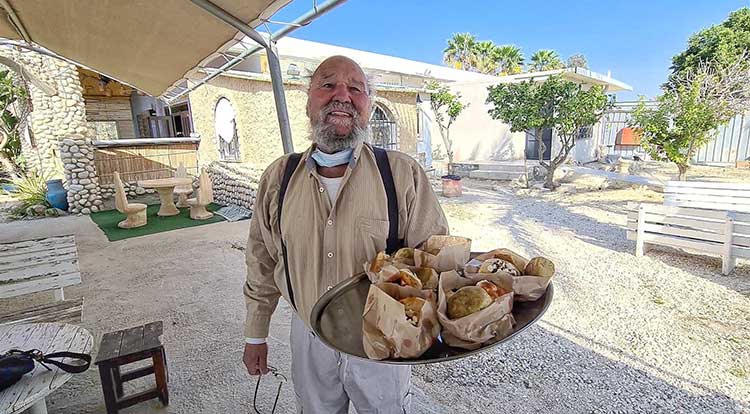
369, 105, 398, 150
214, 98, 240, 161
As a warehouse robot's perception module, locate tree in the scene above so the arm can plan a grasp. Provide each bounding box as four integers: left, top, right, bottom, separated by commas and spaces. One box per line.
494, 45, 525, 75
0, 69, 30, 176
425, 80, 468, 176
670, 7, 750, 80
472, 40, 499, 74
632, 58, 750, 180
443, 33, 477, 71
529, 49, 564, 72
566, 53, 588, 69
487, 75, 611, 189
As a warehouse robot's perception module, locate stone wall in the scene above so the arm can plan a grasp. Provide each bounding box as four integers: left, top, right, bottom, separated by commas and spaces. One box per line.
189, 74, 420, 170
0, 47, 102, 214
206, 162, 262, 210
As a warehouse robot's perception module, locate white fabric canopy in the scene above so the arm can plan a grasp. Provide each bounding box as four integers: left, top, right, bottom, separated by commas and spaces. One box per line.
0, 0, 292, 96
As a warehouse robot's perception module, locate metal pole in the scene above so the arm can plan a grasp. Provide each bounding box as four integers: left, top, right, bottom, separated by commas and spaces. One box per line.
169, 0, 347, 103
191, 0, 339, 153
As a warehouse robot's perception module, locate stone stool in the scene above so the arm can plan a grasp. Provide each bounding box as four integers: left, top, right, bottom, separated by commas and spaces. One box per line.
94, 321, 168, 413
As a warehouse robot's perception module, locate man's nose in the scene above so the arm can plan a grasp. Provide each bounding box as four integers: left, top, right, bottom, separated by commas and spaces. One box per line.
331, 83, 352, 103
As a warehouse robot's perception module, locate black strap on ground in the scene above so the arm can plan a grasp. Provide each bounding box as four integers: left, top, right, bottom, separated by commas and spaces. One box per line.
278, 152, 302, 311
373, 147, 403, 254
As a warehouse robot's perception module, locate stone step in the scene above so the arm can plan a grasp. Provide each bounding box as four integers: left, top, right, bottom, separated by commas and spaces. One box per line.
469, 170, 525, 181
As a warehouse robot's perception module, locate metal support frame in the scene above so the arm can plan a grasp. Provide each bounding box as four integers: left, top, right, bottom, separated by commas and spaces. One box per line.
183, 0, 348, 153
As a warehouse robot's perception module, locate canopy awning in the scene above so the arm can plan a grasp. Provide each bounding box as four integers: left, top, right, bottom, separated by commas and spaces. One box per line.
0, 0, 292, 96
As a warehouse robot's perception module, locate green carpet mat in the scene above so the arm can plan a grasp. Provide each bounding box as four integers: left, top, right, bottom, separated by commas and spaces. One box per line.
89, 203, 226, 241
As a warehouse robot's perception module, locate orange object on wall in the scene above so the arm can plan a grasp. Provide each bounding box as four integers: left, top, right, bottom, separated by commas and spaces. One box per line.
616, 127, 642, 146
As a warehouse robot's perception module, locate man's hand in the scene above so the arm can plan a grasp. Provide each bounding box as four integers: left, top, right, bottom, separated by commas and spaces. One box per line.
243, 343, 269, 375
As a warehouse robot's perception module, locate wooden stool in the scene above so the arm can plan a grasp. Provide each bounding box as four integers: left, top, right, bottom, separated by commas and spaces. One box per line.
94, 321, 169, 413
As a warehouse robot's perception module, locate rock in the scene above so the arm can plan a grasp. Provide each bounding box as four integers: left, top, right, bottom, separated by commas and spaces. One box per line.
78, 178, 91, 185
135, 187, 145, 195
62, 139, 75, 146
90, 205, 98, 212
78, 171, 89, 179
69, 145, 79, 153
68, 184, 84, 192
31, 204, 47, 215
81, 208, 91, 214
84, 183, 97, 189
93, 199, 103, 205
44, 208, 61, 217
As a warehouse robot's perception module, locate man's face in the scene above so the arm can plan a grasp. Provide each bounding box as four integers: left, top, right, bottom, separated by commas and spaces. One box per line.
307, 57, 372, 138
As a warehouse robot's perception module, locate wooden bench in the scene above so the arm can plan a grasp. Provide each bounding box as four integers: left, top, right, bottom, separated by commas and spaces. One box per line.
627, 203, 750, 274
0, 235, 83, 326
664, 180, 750, 213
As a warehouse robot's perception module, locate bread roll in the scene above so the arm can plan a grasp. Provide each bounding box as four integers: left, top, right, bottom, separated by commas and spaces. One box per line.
393, 247, 415, 265
369, 251, 390, 273
399, 296, 425, 326
524, 257, 555, 277
476, 280, 509, 299
446, 286, 493, 319
415, 267, 436, 287
478, 258, 520, 276
386, 269, 422, 289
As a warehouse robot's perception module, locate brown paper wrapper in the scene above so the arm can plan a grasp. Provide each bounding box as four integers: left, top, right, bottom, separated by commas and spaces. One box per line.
414, 235, 471, 273
464, 248, 553, 302
364, 259, 439, 291
436, 271, 515, 350
362, 283, 441, 360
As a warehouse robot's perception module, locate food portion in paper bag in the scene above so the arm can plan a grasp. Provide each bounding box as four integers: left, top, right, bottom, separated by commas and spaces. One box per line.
414, 267, 438, 290
478, 258, 521, 276
524, 257, 555, 277
446, 286, 493, 319
414, 235, 472, 272
393, 247, 416, 266
369, 251, 390, 273
399, 296, 425, 326
385, 268, 422, 289
476, 280, 510, 299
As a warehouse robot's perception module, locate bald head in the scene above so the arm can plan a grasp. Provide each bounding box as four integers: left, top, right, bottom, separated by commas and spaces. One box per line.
306, 56, 372, 153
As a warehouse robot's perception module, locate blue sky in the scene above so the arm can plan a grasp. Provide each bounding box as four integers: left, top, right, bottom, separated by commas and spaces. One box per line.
272, 0, 748, 101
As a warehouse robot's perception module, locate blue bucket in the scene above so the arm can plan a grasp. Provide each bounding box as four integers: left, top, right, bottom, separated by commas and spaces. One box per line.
46, 179, 69, 210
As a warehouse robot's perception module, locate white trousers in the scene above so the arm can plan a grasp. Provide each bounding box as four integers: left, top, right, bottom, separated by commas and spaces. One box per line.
290, 314, 412, 414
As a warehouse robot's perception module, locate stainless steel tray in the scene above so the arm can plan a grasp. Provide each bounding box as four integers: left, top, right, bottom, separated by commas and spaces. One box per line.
310, 273, 553, 365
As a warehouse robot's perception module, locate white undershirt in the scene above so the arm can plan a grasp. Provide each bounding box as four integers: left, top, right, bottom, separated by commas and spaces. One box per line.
245, 174, 344, 346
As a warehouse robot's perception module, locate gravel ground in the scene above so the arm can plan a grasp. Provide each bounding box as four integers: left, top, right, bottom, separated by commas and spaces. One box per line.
0, 179, 747, 413
414, 179, 749, 414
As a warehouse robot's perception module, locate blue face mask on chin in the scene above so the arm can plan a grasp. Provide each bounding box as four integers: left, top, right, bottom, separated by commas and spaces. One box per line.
311, 148, 353, 167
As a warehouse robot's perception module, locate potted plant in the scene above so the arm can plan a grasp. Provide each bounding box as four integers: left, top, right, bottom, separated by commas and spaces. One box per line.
426, 80, 468, 197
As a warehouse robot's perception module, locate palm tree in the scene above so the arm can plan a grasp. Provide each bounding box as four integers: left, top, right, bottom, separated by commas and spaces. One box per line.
530, 49, 564, 72
566, 53, 588, 69
472, 40, 498, 74
493, 45, 524, 75
443, 33, 477, 70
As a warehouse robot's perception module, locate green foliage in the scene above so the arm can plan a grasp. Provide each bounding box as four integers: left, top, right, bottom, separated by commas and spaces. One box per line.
472, 40, 499, 74
443, 33, 477, 70
566, 53, 589, 69
486, 75, 611, 187
631, 74, 728, 179
425, 80, 468, 174
6, 171, 50, 212
0, 69, 29, 174
530, 49, 564, 71
494, 45, 525, 75
671, 7, 750, 78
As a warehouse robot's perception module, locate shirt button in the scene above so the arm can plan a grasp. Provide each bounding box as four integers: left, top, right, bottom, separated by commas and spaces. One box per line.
327, 219, 333, 226
326, 285, 333, 291
327, 252, 334, 258
319, 187, 325, 193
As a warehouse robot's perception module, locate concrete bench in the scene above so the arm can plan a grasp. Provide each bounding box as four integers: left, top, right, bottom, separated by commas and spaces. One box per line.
664, 180, 750, 213
0, 235, 83, 326
627, 203, 750, 275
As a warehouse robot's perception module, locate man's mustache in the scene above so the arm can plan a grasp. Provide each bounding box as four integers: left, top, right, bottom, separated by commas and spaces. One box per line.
321, 101, 358, 118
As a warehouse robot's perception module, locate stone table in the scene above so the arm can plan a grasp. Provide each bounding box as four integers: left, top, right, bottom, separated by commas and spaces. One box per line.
138, 177, 193, 217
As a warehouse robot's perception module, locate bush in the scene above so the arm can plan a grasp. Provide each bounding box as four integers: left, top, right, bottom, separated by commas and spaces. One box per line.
5, 172, 50, 213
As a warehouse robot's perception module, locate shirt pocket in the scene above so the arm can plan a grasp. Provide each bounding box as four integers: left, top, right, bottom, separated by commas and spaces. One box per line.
356, 216, 389, 263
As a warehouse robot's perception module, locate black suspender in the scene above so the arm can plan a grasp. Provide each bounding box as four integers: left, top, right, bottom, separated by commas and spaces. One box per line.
277, 147, 402, 312
372, 147, 403, 254
278, 152, 302, 311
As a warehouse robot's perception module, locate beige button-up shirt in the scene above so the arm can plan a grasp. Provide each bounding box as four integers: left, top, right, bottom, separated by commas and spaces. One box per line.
244, 142, 449, 338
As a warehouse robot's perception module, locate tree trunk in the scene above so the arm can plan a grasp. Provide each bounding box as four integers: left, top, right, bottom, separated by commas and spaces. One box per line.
677, 163, 688, 181
0, 151, 19, 177
544, 160, 559, 189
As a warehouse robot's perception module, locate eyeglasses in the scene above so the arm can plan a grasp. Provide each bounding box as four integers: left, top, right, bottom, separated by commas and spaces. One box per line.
252, 365, 287, 414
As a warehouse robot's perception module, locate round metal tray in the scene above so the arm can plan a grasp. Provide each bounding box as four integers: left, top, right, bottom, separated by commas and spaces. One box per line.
310, 273, 553, 365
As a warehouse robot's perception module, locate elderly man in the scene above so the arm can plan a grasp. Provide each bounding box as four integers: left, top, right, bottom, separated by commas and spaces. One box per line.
243, 55, 448, 413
